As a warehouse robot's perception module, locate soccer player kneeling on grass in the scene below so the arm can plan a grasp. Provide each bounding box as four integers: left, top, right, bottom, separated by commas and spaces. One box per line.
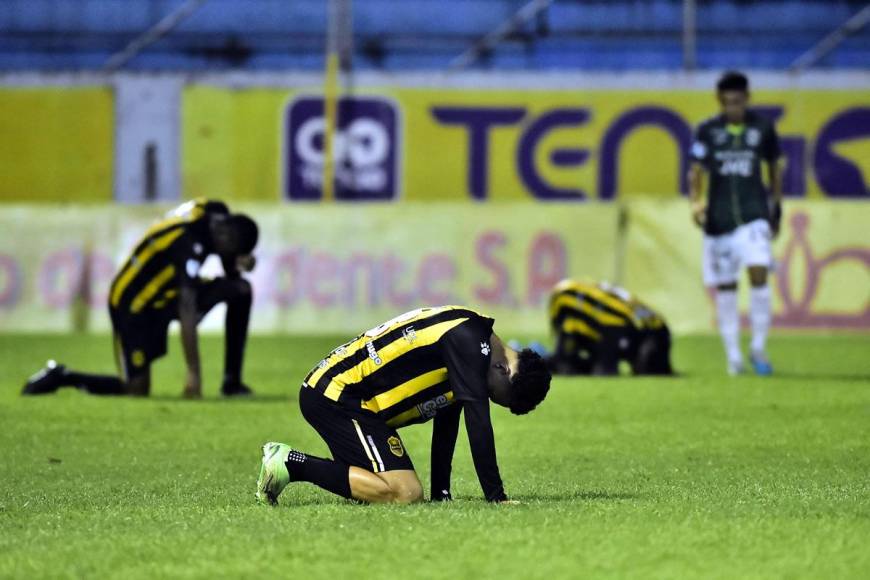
536, 279, 673, 377
22, 199, 259, 398
256, 306, 551, 505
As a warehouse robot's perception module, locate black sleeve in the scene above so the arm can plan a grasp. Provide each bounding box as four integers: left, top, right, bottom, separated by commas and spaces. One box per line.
463, 399, 507, 502
220, 255, 241, 279
761, 122, 781, 162
430, 403, 461, 501
441, 316, 507, 502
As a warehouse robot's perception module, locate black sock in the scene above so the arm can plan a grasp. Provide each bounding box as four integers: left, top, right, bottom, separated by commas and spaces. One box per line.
63, 371, 125, 395
285, 451, 352, 499
223, 292, 251, 384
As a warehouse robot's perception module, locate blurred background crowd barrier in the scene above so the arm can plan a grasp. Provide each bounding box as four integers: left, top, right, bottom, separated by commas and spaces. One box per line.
0, 0, 867, 335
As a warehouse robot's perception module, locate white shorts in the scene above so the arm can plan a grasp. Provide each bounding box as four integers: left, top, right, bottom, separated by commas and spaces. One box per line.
702, 219, 773, 287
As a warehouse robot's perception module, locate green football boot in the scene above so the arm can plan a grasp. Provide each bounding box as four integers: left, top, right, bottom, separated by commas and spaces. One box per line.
256, 442, 291, 506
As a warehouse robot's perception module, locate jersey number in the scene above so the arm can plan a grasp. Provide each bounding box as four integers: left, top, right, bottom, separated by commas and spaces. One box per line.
719, 159, 752, 177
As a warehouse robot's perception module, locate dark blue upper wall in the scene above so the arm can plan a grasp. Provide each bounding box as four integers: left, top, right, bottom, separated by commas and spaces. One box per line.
1, 0, 868, 71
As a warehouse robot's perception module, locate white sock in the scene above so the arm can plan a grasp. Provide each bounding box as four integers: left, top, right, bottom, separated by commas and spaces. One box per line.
715, 289, 741, 363
749, 285, 771, 354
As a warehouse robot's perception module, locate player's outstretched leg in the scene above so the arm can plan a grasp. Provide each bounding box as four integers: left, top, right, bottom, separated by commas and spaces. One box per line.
22, 361, 126, 396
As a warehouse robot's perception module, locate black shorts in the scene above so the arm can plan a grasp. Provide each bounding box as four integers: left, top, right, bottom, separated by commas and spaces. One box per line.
299, 386, 415, 474
109, 277, 247, 381
110, 309, 172, 382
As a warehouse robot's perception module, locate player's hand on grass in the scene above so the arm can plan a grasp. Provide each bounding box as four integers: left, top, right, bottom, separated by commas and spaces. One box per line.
236, 254, 256, 273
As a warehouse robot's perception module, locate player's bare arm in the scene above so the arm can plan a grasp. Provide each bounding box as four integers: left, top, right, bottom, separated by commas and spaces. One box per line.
688, 162, 707, 228
179, 285, 202, 399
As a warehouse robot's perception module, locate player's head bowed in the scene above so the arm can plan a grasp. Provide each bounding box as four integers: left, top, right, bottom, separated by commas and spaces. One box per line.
507, 349, 551, 415
213, 213, 260, 256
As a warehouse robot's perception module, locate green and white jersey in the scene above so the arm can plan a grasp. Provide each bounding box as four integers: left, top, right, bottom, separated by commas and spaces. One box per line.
690, 111, 781, 236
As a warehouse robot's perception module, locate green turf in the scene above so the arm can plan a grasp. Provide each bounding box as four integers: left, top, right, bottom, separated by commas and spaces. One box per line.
1, 333, 869, 579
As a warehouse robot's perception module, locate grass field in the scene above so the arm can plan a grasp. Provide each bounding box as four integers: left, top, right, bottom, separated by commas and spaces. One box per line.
1, 333, 869, 579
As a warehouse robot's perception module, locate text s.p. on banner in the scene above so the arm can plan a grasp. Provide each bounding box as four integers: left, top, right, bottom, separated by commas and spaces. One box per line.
0, 202, 867, 335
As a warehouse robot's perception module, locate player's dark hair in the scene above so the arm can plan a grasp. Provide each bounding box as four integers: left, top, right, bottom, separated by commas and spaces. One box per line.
717, 71, 749, 93
509, 349, 552, 415
228, 214, 259, 254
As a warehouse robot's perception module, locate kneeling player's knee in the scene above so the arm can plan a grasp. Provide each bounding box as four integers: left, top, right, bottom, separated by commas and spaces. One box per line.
391, 481, 424, 505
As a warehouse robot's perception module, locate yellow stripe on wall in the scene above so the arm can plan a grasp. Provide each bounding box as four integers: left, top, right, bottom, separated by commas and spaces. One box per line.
110, 228, 184, 307
130, 265, 176, 313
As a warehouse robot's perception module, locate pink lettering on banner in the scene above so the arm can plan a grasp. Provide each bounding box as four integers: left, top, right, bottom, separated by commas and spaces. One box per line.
344, 253, 378, 307
527, 232, 567, 305
474, 230, 514, 306
273, 248, 304, 307
39, 249, 82, 309
87, 252, 116, 307
306, 251, 340, 308
271, 248, 460, 310
382, 252, 414, 308
418, 253, 456, 304
0, 254, 21, 308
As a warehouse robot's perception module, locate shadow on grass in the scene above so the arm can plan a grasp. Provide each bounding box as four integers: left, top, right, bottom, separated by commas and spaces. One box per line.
148, 394, 293, 403
505, 490, 640, 502
766, 371, 870, 383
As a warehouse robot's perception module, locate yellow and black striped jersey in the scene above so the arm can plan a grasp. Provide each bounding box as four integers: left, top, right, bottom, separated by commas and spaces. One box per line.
549, 279, 666, 342
303, 306, 495, 429
108, 198, 228, 316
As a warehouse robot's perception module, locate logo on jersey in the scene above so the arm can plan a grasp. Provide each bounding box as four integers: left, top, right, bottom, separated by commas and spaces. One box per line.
402, 326, 417, 343
746, 128, 761, 147
387, 436, 405, 457
480, 342, 491, 356
366, 341, 382, 365
285, 96, 400, 201
417, 395, 451, 419
131, 350, 146, 368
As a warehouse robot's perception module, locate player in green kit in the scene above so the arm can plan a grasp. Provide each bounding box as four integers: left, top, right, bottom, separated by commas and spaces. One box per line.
688, 71, 783, 376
